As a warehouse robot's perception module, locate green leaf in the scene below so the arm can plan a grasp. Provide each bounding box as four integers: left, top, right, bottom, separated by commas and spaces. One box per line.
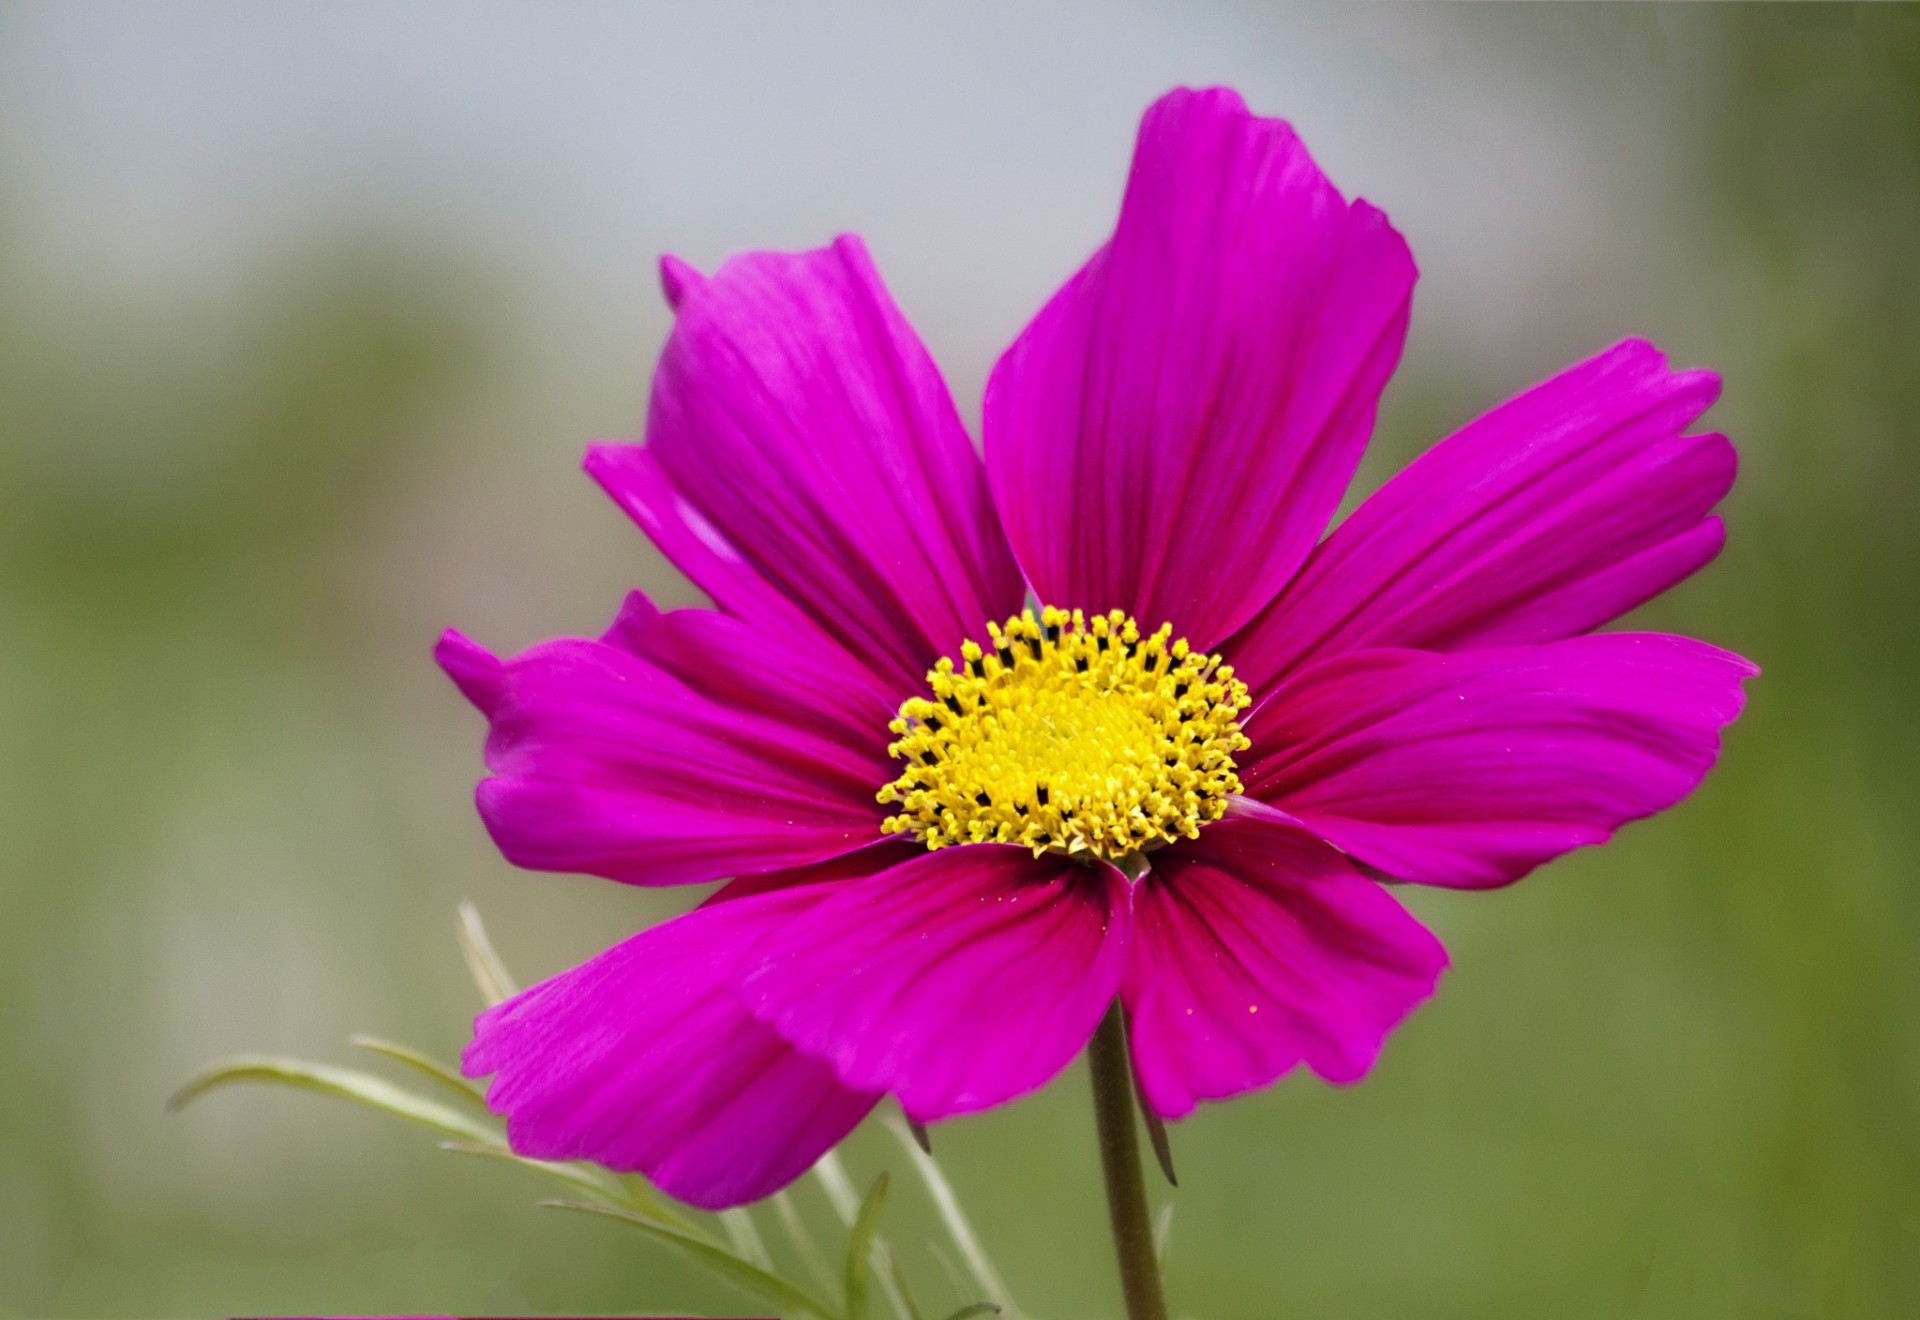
167, 1055, 500, 1145
348, 1034, 490, 1111
845, 1171, 890, 1320
924, 1241, 967, 1303
816, 1146, 923, 1317
882, 1240, 924, 1320
437, 1140, 640, 1208
437, 1143, 703, 1239
540, 1199, 838, 1320
720, 1205, 773, 1269
772, 1189, 839, 1298
458, 900, 519, 1006
935, 1306, 1001, 1320
813, 1147, 862, 1224
881, 1115, 1016, 1315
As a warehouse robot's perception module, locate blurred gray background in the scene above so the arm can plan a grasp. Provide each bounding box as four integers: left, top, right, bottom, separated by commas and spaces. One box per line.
2, 3, 1916, 1317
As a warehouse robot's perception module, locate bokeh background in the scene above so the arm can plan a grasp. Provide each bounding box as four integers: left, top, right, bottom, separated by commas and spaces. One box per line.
2, 4, 1916, 1317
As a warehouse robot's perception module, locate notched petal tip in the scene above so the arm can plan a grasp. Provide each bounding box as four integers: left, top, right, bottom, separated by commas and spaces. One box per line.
600, 589, 661, 654
579, 439, 634, 479
435, 629, 507, 717
1146, 83, 1253, 128
1346, 197, 1420, 284
1607, 336, 1724, 413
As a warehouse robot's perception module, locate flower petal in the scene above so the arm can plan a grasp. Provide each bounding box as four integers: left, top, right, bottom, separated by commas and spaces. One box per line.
464, 887, 880, 1210
739, 844, 1132, 1122
437, 626, 885, 888
585, 443, 882, 697
1239, 634, 1757, 888
601, 589, 896, 759
1124, 815, 1446, 1118
597, 236, 1025, 698
985, 85, 1416, 648
1227, 339, 1734, 693
702, 838, 928, 907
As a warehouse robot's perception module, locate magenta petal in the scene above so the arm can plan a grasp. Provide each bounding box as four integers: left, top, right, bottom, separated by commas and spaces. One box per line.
464, 888, 880, 1210
702, 838, 928, 907
985, 86, 1416, 647
739, 844, 1132, 1122
602, 590, 896, 758
1227, 339, 1733, 693
584, 444, 887, 700
608, 235, 1024, 697
437, 626, 885, 888
1241, 634, 1757, 888
1125, 816, 1446, 1118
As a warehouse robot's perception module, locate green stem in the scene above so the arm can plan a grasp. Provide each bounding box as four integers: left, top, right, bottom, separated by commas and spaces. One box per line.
1088, 1002, 1168, 1320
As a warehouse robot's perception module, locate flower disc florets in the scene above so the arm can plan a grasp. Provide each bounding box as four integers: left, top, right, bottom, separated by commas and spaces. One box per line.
878, 607, 1251, 861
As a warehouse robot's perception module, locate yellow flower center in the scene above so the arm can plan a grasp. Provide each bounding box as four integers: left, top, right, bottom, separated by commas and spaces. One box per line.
878, 607, 1251, 863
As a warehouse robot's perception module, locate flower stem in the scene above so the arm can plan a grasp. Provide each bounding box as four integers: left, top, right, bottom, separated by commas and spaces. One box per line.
1088, 1002, 1168, 1320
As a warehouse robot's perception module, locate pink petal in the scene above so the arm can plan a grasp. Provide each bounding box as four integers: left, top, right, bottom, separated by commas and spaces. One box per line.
586, 444, 884, 702
465, 887, 880, 1210
1240, 634, 1757, 889
985, 86, 1416, 648
436, 625, 885, 888
1124, 816, 1447, 1118
595, 236, 1025, 699
602, 590, 896, 759
702, 838, 928, 907
739, 844, 1132, 1122
1227, 339, 1733, 694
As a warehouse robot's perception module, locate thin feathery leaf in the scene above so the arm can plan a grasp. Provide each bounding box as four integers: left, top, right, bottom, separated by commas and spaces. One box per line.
815, 1151, 912, 1320
845, 1171, 891, 1320
881, 1114, 1018, 1316
722, 1206, 773, 1270
167, 1055, 499, 1145
438, 1141, 638, 1211
813, 1148, 862, 1224
541, 1199, 837, 1320
883, 1240, 925, 1320
457, 900, 518, 1006
926, 1241, 967, 1303
349, 1034, 489, 1111
774, 1189, 840, 1298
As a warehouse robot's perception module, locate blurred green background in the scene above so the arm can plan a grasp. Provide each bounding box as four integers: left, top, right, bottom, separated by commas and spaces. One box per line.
2, 4, 1916, 1317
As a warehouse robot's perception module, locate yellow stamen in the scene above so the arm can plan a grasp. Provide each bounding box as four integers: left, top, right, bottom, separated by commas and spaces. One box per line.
877, 607, 1251, 863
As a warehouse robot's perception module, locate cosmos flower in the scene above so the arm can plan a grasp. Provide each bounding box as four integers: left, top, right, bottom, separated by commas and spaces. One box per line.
438, 86, 1753, 1210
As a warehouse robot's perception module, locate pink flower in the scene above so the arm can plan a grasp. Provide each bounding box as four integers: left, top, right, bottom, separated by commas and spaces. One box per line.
439, 87, 1753, 1210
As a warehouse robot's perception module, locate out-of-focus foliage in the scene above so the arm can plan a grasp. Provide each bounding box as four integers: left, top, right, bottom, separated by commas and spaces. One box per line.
162, 913, 1015, 1320
2, 7, 1917, 1319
